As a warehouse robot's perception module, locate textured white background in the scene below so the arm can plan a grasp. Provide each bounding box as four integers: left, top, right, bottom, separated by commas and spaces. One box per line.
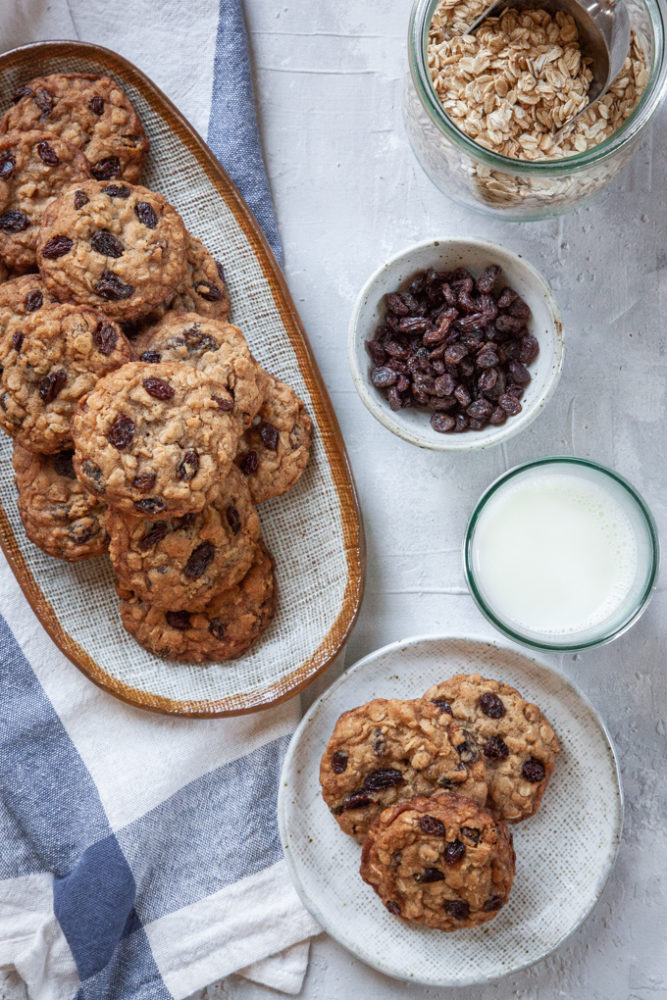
1, 2, 666, 999
225, 3, 667, 998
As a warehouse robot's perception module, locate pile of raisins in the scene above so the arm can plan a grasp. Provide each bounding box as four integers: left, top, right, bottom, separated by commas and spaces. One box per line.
366, 265, 538, 433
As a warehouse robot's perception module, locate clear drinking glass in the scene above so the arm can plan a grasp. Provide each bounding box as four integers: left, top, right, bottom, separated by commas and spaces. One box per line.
464, 457, 660, 651
405, 0, 667, 219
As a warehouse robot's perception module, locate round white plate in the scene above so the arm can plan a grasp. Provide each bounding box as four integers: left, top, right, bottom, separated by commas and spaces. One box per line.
278, 635, 623, 987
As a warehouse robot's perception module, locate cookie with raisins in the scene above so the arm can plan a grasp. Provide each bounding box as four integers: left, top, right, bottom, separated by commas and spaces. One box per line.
12, 443, 107, 562
1, 74, 148, 183
118, 542, 275, 662
72, 361, 241, 517
235, 373, 311, 503
0, 302, 132, 454
133, 312, 265, 429
107, 465, 260, 611
360, 792, 515, 931
0, 130, 90, 272
424, 673, 560, 822
36, 180, 187, 321
320, 698, 488, 842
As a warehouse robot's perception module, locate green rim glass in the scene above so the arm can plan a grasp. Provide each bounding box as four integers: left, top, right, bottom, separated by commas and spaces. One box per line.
409, 0, 667, 176
464, 457, 660, 652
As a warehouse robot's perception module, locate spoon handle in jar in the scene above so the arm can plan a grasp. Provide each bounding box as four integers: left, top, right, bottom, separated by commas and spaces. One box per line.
463, 0, 505, 34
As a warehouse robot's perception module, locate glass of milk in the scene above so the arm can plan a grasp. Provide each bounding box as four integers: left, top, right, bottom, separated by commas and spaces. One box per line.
464, 457, 660, 651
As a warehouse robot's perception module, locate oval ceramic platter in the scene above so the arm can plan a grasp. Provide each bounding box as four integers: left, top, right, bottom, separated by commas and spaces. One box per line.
278, 635, 623, 986
0, 41, 364, 716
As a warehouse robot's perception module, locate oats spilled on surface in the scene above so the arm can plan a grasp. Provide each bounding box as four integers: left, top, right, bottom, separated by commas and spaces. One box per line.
428, 1, 649, 161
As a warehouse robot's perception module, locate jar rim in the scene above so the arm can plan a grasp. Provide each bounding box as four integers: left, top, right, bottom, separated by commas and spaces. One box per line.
409, 0, 667, 174
463, 456, 661, 652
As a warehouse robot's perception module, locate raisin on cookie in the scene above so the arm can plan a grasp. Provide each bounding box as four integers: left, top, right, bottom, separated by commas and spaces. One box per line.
12, 443, 107, 561
0, 302, 132, 453
0, 130, 90, 273
0, 274, 49, 335
72, 361, 240, 518
320, 698, 488, 842
36, 180, 188, 321
424, 673, 560, 823
236, 373, 312, 503
360, 792, 515, 931
1, 74, 149, 183
133, 312, 265, 428
107, 465, 261, 611
118, 542, 276, 662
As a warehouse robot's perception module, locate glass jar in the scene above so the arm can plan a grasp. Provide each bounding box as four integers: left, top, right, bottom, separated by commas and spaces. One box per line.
405, 0, 667, 219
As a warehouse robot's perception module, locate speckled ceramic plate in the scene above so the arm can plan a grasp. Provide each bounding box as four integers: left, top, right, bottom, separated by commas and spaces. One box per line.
278, 635, 623, 986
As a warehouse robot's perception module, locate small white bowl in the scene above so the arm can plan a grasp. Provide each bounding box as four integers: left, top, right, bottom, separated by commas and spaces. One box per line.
348, 237, 564, 451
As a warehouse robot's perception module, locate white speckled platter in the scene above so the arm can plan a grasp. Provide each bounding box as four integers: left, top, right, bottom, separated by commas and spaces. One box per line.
278, 635, 623, 987
0, 40, 364, 717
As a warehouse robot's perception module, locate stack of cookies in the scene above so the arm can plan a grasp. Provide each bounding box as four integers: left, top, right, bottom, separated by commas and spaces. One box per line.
0, 73, 312, 663
320, 673, 560, 931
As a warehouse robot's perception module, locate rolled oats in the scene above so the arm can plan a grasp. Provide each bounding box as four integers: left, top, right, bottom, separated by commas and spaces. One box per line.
428, 2, 648, 162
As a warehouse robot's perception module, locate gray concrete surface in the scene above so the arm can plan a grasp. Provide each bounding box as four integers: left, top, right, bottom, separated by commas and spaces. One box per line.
216, 3, 666, 998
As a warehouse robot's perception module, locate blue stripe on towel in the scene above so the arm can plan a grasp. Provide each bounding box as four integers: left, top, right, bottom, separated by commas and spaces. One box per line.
0, 616, 145, 983
54, 837, 138, 981
207, 0, 283, 264
117, 733, 290, 923
74, 929, 172, 1000
0, 616, 110, 878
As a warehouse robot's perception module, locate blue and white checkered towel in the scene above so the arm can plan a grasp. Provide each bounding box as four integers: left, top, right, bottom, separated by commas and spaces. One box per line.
0, 2, 321, 997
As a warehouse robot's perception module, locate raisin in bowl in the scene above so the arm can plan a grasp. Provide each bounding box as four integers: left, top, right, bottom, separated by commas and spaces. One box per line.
348, 238, 564, 452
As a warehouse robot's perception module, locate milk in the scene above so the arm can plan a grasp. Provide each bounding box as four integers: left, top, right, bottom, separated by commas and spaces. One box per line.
468, 463, 654, 645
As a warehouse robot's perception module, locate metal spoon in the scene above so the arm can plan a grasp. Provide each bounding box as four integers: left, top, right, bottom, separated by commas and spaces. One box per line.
466, 0, 631, 128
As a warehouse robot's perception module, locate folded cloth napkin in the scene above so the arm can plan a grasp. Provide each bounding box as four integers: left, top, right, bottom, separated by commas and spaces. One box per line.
0, 2, 321, 998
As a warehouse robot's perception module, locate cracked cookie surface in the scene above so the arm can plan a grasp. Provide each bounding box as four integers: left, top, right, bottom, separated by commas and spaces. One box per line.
0, 129, 90, 272
12, 443, 107, 561
119, 541, 276, 662
320, 698, 488, 842
144, 234, 229, 323
0, 302, 132, 453
37, 179, 187, 320
72, 361, 240, 517
134, 312, 264, 428
424, 673, 560, 822
360, 792, 515, 931
107, 465, 261, 611
236, 373, 312, 502
1, 73, 149, 183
